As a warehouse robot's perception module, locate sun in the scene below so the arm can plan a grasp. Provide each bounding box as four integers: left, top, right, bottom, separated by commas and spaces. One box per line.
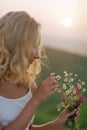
63, 18, 72, 27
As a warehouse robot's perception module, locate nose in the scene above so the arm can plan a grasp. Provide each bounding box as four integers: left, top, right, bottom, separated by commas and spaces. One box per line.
34, 49, 40, 59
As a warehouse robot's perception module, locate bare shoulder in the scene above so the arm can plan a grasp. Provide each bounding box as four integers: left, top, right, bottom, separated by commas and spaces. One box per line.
30, 81, 37, 95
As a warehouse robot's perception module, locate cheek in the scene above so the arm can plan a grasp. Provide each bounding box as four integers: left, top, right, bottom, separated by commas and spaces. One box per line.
28, 52, 35, 64
29, 50, 34, 59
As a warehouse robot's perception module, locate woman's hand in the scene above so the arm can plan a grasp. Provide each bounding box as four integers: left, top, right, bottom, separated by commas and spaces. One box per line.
53, 108, 80, 129
33, 76, 58, 105
29, 109, 80, 130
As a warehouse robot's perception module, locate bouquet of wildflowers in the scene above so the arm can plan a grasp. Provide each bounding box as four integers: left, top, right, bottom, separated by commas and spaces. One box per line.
51, 71, 87, 130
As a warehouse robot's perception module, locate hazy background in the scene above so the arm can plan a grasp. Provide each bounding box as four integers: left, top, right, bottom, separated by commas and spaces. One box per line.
0, 1, 87, 130
0, 0, 87, 57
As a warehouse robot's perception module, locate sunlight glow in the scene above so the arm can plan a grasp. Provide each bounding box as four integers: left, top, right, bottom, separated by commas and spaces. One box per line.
63, 18, 72, 27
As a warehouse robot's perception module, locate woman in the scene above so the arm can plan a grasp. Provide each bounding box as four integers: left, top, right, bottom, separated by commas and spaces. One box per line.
0, 11, 79, 130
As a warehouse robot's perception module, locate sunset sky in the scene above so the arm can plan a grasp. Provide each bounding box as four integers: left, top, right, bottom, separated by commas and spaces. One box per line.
0, 0, 87, 56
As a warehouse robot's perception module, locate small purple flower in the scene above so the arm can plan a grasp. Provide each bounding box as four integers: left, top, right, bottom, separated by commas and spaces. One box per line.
73, 101, 80, 108
80, 96, 87, 102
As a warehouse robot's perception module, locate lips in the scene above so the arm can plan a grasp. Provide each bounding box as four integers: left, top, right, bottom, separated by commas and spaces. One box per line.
29, 59, 34, 64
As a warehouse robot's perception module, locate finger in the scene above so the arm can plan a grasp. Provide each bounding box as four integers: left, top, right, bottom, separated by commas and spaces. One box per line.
74, 109, 80, 121
50, 87, 58, 94
50, 85, 58, 90
76, 110, 80, 116
58, 109, 67, 116
51, 80, 57, 85
67, 109, 77, 117
50, 76, 58, 80
49, 76, 58, 85
74, 115, 79, 121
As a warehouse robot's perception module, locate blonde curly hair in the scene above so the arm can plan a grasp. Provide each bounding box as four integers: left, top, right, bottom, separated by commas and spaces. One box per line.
0, 11, 46, 87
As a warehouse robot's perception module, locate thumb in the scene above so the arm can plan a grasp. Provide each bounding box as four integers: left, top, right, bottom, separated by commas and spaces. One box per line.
67, 109, 77, 117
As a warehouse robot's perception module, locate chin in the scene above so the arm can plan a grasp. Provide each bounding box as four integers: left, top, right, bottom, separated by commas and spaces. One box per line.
29, 60, 34, 64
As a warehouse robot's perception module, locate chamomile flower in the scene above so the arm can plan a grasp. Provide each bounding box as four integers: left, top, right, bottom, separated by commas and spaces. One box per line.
81, 82, 85, 85
64, 71, 67, 74
57, 108, 61, 112
56, 75, 61, 80
65, 90, 70, 95
50, 72, 55, 76
62, 84, 67, 89
69, 73, 73, 76
73, 90, 76, 94
64, 78, 68, 82
70, 85, 74, 89
78, 84, 82, 89
74, 74, 78, 77
82, 88, 86, 92
69, 78, 74, 82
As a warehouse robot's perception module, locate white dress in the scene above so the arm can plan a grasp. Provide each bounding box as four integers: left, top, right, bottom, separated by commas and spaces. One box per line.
0, 89, 34, 130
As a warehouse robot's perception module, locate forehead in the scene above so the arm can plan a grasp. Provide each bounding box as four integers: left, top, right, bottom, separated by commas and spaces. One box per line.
34, 33, 41, 47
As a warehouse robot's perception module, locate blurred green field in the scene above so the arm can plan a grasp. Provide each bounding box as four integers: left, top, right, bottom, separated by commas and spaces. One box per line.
34, 47, 87, 130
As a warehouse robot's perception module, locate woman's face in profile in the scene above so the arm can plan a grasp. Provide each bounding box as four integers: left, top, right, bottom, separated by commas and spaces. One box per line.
29, 48, 40, 64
